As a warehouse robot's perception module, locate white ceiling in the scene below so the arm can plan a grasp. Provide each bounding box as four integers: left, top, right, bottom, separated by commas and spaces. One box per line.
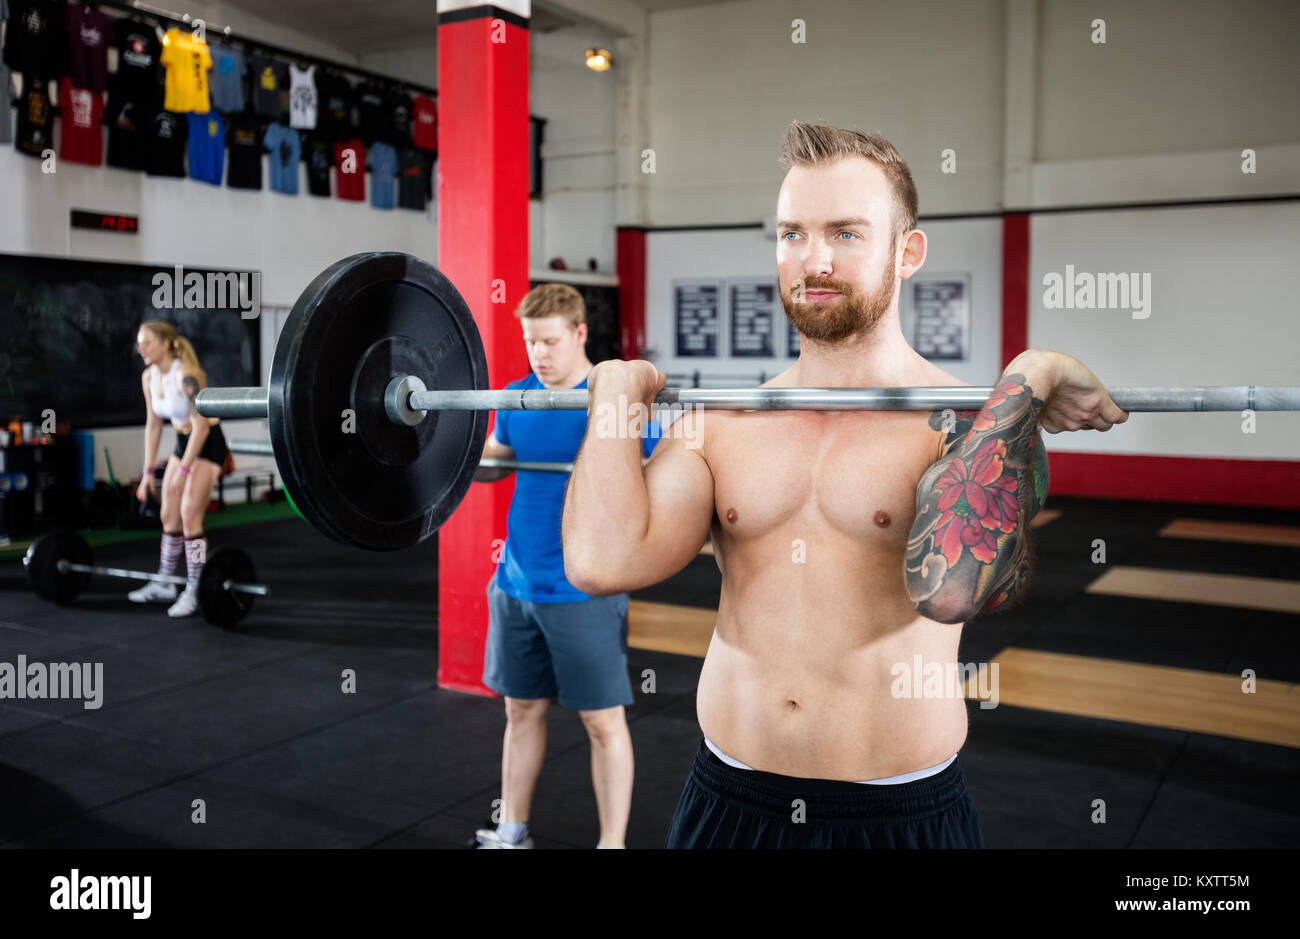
219, 0, 725, 53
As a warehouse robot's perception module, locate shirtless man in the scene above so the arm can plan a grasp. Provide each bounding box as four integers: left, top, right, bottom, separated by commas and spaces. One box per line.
561, 121, 1128, 848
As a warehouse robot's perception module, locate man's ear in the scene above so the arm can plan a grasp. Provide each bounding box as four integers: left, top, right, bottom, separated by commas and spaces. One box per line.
898, 228, 927, 280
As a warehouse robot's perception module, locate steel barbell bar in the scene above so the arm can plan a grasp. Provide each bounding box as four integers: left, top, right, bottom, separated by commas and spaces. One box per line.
200, 382, 1300, 420
52, 559, 270, 597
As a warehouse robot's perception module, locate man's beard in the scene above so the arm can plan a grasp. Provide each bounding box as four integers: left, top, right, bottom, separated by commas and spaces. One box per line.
780, 256, 897, 344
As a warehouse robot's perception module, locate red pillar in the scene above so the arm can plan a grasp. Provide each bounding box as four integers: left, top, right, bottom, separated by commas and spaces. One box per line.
436, 1, 531, 694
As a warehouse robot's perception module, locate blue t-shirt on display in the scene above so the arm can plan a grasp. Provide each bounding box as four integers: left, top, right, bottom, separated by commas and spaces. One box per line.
367, 141, 398, 209
263, 123, 301, 194
492, 371, 662, 603
187, 111, 224, 185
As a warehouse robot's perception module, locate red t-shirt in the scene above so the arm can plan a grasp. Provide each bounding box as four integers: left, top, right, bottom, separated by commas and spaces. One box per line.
59, 78, 104, 165
335, 138, 366, 201
412, 95, 437, 152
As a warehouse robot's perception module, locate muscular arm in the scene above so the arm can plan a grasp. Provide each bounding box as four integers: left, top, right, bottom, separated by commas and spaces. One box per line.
904, 371, 1051, 624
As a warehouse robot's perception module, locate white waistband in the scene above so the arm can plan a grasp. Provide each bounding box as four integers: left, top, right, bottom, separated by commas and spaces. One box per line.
703, 735, 957, 785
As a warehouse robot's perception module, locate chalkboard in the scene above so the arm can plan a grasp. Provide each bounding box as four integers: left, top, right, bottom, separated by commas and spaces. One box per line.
0, 253, 260, 429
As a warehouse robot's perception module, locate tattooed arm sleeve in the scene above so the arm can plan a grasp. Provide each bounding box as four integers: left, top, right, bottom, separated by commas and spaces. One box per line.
904, 374, 1051, 624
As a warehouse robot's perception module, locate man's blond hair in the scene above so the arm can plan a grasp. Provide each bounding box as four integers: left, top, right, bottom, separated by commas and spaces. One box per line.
779, 120, 918, 239
516, 283, 586, 329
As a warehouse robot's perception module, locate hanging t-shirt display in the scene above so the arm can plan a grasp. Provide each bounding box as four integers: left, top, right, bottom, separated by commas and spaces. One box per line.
208, 42, 246, 113
105, 98, 154, 170
288, 64, 317, 130
412, 94, 436, 152
388, 91, 412, 145
355, 81, 388, 143
61, 3, 111, 93
314, 70, 353, 138
187, 110, 224, 184
302, 134, 332, 196
14, 75, 55, 157
3, 0, 67, 78
225, 114, 264, 189
57, 77, 103, 164
367, 141, 397, 209
262, 122, 301, 195
396, 147, 427, 211
159, 28, 211, 113
334, 138, 365, 201
146, 110, 187, 176
246, 55, 287, 118
108, 18, 161, 107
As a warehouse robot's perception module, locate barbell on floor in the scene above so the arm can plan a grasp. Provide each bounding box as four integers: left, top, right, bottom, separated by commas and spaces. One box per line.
193, 251, 1300, 552
227, 438, 572, 474
23, 530, 266, 627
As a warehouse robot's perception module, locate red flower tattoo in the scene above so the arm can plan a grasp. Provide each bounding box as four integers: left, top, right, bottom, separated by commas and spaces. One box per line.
972, 379, 1027, 432
932, 437, 1020, 565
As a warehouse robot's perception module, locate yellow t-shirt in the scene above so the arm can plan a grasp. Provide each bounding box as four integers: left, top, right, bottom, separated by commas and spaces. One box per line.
160, 28, 213, 113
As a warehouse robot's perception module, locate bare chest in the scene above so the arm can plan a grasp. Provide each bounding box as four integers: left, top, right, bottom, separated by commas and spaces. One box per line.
705, 410, 940, 547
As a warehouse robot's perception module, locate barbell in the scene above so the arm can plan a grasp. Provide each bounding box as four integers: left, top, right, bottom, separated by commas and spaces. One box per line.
23, 530, 266, 627
193, 251, 1300, 552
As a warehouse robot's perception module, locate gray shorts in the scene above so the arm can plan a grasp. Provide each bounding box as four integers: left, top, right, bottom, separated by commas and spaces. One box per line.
482, 576, 634, 711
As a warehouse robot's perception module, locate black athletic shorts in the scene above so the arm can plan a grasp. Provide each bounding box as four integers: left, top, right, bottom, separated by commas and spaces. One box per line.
173, 423, 229, 466
665, 739, 985, 849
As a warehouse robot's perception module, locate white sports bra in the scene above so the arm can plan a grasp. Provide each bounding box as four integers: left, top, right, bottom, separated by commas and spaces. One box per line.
151, 359, 191, 422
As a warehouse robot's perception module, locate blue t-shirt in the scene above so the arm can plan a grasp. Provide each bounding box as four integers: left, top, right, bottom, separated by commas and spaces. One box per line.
367, 141, 397, 209
187, 111, 224, 185
208, 43, 246, 113
263, 123, 301, 194
492, 371, 661, 603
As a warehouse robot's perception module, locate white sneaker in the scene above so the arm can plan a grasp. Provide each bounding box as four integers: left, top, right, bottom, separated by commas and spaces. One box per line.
167, 590, 199, 618
474, 828, 534, 849
129, 581, 178, 603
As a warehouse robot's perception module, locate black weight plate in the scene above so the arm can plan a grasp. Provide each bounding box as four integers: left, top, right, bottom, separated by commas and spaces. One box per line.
198, 547, 258, 627
24, 530, 93, 604
269, 253, 489, 551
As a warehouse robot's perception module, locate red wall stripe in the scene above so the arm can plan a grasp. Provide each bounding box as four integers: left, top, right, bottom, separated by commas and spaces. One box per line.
1000, 212, 1029, 368
1048, 452, 1300, 508
617, 227, 647, 358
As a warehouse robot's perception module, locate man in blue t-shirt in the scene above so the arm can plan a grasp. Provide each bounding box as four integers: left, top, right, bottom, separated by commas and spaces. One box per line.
474, 283, 659, 850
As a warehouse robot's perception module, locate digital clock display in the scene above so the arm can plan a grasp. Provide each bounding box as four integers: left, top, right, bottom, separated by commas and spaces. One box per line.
70, 210, 140, 234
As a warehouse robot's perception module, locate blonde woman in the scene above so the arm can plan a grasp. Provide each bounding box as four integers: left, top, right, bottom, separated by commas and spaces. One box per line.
132, 321, 230, 617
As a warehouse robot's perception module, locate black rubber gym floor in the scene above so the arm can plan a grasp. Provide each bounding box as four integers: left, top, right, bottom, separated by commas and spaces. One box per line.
1, 495, 1297, 848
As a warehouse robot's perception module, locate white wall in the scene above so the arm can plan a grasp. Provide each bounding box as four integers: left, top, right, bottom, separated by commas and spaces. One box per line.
1029, 202, 1300, 460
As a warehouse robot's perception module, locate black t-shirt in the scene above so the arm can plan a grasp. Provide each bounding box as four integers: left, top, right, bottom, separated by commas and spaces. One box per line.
106, 100, 157, 170
396, 147, 427, 210
107, 18, 161, 112
314, 70, 354, 138
14, 74, 54, 156
302, 133, 332, 196
3, 0, 67, 78
225, 114, 264, 189
246, 55, 287, 118
104, 17, 161, 172
146, 110, 187, 176
389, 91, 412, 146
355, 80, 389, 144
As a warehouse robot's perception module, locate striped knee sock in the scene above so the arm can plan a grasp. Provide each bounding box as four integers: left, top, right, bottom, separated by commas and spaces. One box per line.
184, 536, 207, 595
160, 531, 184, 577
